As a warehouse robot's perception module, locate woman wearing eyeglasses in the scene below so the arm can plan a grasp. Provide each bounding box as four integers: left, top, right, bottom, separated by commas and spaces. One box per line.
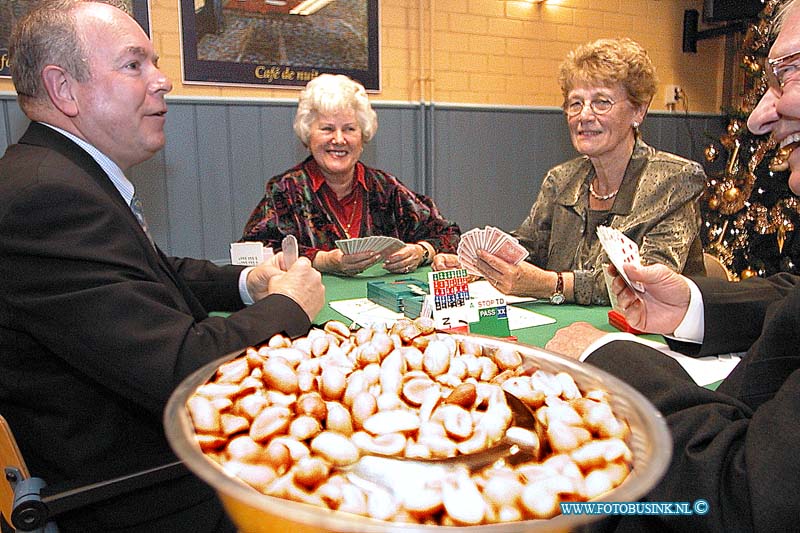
435, 37, 706, 305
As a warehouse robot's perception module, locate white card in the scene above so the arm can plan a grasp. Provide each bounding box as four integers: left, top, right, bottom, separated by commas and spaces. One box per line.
596, 226, 644, 292
230, 241, 273, 266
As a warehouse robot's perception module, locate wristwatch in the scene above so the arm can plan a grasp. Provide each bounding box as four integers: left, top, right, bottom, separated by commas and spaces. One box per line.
550, 272, 565, 305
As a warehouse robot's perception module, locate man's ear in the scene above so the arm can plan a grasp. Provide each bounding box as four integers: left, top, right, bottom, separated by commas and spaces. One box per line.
41, 65, 79, 117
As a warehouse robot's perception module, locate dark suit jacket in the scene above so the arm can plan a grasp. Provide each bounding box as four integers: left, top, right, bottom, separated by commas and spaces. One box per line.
585, 274, 800, 532
0, 123, 311, 531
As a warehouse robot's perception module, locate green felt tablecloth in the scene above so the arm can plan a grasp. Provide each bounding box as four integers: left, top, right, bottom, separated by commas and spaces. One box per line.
318, 265, 625, 348
318, 266, 723, 390
212, 264, 723, 389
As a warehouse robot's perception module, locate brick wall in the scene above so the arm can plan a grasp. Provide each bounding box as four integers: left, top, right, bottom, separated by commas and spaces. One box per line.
0, 0, 725, 113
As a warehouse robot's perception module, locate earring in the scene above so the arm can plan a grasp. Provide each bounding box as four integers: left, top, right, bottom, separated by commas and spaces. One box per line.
632, 121, 640, 129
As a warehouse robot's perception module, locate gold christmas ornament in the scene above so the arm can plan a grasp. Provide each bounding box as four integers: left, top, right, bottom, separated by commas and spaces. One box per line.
720, 134, 736, 151
727, 120, 744, 136
708, 196, 720, 210
751, 135, 777, 172
717, 141, 756, 215
740, 267, 758, 280
723, 187, 740, 203
705, 221, 736, 269
770, 145, 794, 172
704, 144, 719, 162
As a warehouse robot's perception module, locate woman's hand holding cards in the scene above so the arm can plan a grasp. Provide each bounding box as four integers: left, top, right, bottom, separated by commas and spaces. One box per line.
315, 249, 380, 276
475, 250, 551, 297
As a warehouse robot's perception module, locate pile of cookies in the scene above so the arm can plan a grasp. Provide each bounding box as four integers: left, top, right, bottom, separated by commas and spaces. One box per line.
186, 318, 633, 525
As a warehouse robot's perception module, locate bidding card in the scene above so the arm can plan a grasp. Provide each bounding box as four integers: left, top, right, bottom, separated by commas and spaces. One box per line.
428, 268, 471, 330
596, 226, 644, 292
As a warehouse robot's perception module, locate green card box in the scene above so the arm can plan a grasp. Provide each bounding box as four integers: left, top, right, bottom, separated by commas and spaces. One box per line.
367, 279, 429, 316
402, 295, 425, 319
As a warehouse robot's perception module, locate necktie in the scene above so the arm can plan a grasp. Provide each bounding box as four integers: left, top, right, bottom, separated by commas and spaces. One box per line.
130, 194, 156, 247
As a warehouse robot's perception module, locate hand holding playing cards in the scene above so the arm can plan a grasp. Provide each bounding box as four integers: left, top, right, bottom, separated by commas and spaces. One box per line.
456, 226, 529, 276
333, 236, 407, 274
609, 262, 691, 335
476, 249, 548, 297
313, 249, 380, 276
382, 244, 425, 273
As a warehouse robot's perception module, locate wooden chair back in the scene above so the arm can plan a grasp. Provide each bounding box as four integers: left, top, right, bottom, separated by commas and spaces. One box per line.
703, 252, 733, 281
0, 415, 30, 529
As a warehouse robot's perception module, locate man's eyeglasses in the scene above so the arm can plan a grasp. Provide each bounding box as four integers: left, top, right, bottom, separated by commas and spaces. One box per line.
766, 49, 800, 92
563, 98, 621, 117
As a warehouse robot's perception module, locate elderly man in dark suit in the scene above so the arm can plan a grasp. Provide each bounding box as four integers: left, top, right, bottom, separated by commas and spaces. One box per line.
545, 3, 800, 531
0, 1, 324, 531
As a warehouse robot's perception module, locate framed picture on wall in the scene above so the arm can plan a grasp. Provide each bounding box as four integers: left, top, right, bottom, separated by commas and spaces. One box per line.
0, 0, 151, 78
179, 0, 379, 90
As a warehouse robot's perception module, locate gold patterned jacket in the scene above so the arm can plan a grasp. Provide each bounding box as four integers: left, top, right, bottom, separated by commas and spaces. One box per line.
512, 138, 706, 305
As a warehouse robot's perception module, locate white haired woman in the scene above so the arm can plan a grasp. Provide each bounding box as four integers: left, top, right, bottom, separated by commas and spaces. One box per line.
241, 74, 460, 275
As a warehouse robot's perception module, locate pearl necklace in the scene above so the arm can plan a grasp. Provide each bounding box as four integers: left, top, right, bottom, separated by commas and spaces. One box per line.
589, 181, 619, 201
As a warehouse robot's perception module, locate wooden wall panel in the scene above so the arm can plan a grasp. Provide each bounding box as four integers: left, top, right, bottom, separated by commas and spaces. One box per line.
0, 95, 724, 264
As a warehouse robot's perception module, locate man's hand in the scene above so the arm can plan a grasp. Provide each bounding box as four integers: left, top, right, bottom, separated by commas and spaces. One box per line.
611, 263, 690, 335
545, 322, 609, 360
245, 253, 285, 298
265, 257, 325, 321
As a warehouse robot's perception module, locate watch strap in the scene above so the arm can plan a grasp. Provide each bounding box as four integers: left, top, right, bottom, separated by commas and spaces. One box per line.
550, 272, 565, 304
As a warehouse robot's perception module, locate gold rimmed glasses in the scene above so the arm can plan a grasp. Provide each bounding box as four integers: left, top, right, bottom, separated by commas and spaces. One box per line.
563, 98, 624, 117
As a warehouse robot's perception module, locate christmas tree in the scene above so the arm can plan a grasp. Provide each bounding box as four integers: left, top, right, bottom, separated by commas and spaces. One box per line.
701, 0, 800, 280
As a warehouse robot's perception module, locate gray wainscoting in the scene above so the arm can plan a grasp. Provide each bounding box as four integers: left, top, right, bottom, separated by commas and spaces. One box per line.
0, 94, 724, 263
